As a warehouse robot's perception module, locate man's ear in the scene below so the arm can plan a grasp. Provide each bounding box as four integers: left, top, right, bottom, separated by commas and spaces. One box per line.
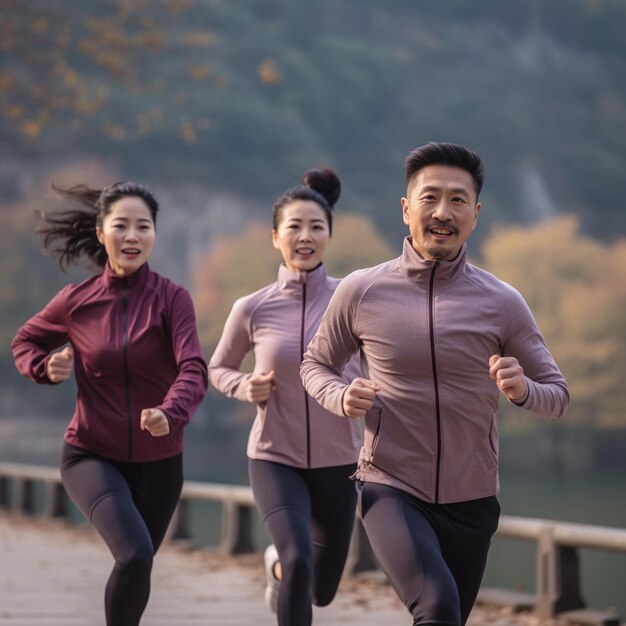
401, 197, 410, 225
471, 202, 481, 230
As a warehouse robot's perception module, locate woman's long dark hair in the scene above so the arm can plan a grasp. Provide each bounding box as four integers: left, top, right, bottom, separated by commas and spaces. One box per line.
272, 167, 341, 236
38, 181, 159, 271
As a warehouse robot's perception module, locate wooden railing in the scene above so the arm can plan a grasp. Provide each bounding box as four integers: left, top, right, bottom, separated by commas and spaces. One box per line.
0, 462, 623, 626
477, 516, 624, 626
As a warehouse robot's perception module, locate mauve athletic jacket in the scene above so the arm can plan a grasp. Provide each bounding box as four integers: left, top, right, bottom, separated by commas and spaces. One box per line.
300, 238, 569, 504
208, 263, 361, 469
12, 263, 208, 462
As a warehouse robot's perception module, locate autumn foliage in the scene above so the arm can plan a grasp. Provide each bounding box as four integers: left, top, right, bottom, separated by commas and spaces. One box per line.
480, 216, 626, 427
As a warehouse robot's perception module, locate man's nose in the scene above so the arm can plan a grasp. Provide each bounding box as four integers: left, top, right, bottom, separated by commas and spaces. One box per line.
431, 201, 452, 221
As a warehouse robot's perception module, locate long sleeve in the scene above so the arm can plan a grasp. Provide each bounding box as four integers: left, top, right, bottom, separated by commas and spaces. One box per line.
11, 287, 72, 384
207, 298, 254, 402
157, 288, 208, 425
502, 290, 569, 419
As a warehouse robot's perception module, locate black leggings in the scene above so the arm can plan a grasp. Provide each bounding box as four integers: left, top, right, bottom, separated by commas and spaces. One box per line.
60, 442, 183, 626
249, 459, 357, 626
357, 481, 500, 626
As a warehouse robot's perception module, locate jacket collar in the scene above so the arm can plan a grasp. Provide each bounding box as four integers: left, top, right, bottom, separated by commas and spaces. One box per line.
277, 262, 328, 296
101, 261, 151, 291
399, 236, 467, 284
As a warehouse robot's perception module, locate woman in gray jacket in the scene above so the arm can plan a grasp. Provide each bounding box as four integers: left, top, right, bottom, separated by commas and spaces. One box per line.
208, 168, 361, 626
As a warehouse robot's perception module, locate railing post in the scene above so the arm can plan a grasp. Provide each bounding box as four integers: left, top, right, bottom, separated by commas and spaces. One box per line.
536, 526, 586, 618
13, 478, 34, 515
0, 476, 9, 509
536, 525, 556, 618
553, 545, 586, 614
345, 517, 378, 575
43, 481, 67, 519
221, 501, 255, 555
168, 498, 192, 542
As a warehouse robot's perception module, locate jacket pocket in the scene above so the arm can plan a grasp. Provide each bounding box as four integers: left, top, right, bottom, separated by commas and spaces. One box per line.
363, 406, 382, 463
488, 418, 499, 462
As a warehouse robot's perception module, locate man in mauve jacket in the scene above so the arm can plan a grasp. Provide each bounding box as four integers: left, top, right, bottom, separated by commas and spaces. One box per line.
300, 142, 569, 626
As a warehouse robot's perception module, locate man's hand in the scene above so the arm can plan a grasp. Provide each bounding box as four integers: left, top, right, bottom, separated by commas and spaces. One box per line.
342, 378, 380, 417
489, 354, 528, 403
140, 408, 170, 437
245, 371, 276, 404
46, 346, 74, 383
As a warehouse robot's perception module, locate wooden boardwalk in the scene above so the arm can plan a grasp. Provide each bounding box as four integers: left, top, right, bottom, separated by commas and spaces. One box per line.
0, 513, 567, 626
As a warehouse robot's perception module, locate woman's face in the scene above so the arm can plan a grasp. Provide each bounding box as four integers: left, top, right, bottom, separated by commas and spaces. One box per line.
96, 196, 156, 276
272, 200, 330, 272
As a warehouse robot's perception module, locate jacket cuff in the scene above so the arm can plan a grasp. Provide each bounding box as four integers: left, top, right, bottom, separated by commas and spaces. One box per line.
509, 382, 530, 407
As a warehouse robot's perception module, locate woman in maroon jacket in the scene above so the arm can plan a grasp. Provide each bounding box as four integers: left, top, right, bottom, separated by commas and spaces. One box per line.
11, 181, 208, 626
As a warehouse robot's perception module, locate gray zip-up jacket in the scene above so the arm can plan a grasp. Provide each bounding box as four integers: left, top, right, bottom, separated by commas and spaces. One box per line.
300, 238, 569, 503
208, 263, 361, 469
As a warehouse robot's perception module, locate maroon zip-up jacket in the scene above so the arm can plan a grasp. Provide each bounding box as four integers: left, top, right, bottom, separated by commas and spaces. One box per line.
11, 263, 208, 462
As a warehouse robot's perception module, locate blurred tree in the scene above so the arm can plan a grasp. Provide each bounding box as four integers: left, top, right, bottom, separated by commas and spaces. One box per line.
0, 0, 223, 160
324, 212, 395, 278
480, 216, 626, 427
2, 0, 626, 242
193, 222, 276, 351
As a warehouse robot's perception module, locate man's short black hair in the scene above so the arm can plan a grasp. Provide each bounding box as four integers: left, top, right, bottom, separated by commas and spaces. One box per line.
404, 142, 484, 197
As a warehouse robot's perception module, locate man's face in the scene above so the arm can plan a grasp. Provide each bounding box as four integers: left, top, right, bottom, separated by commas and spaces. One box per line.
401, 164, 481, 261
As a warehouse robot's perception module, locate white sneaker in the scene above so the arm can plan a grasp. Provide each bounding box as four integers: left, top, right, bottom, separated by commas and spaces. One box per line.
264, 544, 280, 613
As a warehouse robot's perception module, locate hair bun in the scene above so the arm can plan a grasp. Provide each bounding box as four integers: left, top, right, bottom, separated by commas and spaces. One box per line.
302, 167, 341, 209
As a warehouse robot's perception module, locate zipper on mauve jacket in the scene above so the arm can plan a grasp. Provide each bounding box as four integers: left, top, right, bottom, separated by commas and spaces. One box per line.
121, 279, 133, 461
428, 262, 442, 503
300, 283, 311, 468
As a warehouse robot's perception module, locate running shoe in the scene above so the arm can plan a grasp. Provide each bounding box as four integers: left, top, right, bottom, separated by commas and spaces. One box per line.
264, 543, 280, 613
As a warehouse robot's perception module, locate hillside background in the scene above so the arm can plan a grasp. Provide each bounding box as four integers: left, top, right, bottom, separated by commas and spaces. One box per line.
1, 0, 626, 476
